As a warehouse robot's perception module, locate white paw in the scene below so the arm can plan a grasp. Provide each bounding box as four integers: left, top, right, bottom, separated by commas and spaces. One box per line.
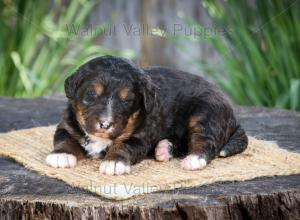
219, 150, 227, 157
99, 160, 130, 175
46, 153, 77, 168
180, 154, 207, 171
155, 139, 172, 162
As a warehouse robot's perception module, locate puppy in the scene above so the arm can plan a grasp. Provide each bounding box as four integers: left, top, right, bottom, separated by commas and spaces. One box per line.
46, 56, 248, 175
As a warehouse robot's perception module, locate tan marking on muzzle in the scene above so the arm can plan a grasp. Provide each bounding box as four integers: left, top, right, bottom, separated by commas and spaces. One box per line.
114, 110, 140, 144
92, 133, 112, 139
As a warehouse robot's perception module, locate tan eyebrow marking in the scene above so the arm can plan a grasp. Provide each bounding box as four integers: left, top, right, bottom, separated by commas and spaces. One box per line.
119, 87, 129, 100
94, 83, 104, 96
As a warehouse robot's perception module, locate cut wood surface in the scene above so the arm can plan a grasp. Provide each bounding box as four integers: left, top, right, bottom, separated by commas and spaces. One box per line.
0, 95, 299, 220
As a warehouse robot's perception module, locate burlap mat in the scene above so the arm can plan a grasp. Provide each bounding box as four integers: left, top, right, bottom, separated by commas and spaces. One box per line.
0, 126, 300, 200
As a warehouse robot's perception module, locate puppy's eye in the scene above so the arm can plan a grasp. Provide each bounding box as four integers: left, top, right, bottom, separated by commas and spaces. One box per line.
83, 90, 96, 105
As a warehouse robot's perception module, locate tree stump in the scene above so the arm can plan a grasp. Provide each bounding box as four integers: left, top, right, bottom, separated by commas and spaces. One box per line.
0, 95, 299, 220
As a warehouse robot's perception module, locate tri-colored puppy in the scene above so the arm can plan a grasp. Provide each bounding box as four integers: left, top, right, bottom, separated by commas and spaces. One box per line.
46, 56, 248, 175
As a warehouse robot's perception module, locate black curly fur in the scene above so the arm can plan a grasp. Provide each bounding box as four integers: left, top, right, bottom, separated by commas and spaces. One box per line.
50, 55, 248, 167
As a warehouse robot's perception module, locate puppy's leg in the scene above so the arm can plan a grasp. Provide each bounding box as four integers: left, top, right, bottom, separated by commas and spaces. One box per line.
181, 115, 218, 171
99, 138, 149, 175
219, 125, 248, 157
46, 128, 85, 168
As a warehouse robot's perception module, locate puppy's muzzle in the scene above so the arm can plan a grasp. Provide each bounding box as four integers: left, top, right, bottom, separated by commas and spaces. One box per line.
99, 120, 113, 130
99, 117, 113, 130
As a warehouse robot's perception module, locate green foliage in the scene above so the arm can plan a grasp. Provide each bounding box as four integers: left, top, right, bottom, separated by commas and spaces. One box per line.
0, 0, 133, 97
180, 0, 300, 111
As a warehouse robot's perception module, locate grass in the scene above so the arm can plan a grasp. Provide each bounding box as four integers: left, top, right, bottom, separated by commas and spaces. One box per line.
0, 0, 134, 97
167, 0, 300, 111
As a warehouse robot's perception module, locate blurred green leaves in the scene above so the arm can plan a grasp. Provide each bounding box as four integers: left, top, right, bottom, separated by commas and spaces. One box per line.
174, 0, 300, 111
0, 0, 133, 97
203, 0, 300, 111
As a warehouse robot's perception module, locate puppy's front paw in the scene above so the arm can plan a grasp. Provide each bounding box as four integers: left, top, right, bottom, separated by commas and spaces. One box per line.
99, 160, 130, 175
180, 154, 207, 171
46, 153, 77, 168
155, 139, 173, 162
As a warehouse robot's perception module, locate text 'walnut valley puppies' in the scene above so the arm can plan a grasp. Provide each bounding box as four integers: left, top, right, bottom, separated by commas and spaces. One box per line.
46, 56, 248, 175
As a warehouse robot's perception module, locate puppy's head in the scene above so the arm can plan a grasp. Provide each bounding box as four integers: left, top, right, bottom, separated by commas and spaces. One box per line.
64, 56, 155, 140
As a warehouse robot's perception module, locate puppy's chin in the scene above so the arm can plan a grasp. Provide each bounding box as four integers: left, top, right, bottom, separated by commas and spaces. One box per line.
90, 132, 113, 140
85, 125, 115, 140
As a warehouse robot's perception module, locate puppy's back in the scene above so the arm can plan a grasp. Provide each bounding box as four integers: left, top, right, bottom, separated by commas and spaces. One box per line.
143, 67, 229, 107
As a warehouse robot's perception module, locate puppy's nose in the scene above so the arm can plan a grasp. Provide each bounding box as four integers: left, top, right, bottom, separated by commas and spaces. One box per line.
99, 120, 113, 130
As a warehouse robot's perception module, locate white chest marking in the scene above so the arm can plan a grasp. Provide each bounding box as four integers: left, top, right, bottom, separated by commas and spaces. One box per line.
83, 135, 112, 158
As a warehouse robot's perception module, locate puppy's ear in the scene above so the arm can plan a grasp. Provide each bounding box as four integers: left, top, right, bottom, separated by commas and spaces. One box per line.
138, 73, 157, 114
64, 70, 87, 99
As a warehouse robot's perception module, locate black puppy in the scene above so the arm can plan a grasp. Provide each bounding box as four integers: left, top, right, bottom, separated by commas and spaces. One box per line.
46, 56, 248, 175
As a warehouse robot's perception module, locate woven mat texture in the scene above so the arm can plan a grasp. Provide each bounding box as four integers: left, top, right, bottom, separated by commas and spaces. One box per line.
0, 126, 299, 200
